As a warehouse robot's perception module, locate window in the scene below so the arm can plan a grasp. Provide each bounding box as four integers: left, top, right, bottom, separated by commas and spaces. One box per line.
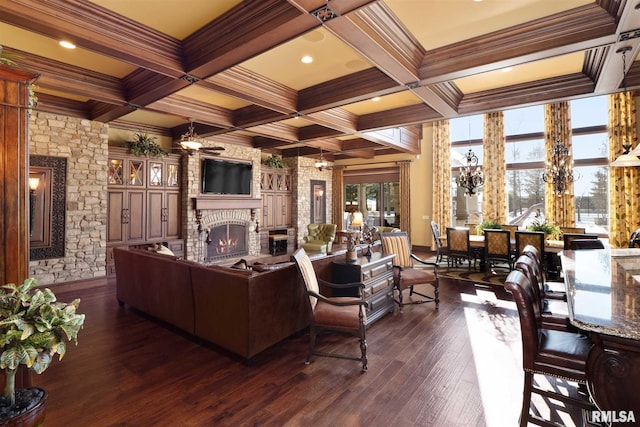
449, 96, 609, 233
344, 168, 400, 229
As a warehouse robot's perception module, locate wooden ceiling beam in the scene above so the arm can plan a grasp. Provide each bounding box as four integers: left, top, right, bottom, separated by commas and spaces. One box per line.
420, 4, 616, 84
0, 0, 184, 77
147, 95, 234, 128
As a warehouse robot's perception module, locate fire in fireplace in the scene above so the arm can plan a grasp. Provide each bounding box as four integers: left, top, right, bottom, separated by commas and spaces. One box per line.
206, 223, 248, 261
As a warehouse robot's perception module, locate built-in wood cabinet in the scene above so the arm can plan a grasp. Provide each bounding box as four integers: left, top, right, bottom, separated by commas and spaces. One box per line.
106, 148, 183, 276
260, 167, 294, 254
261, 167, 292, 229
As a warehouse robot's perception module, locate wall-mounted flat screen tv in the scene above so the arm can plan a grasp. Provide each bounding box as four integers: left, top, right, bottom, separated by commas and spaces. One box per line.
201, 158, 252, 195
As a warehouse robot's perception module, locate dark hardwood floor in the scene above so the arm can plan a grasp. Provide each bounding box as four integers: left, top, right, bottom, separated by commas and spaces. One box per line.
34, 260, 588, 426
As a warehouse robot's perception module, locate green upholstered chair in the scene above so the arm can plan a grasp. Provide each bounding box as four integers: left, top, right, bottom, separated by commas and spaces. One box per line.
302, 223, 337, 253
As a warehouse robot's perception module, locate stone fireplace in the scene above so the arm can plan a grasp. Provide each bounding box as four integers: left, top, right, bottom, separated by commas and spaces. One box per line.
190, 202, 261, 264
205, 222, 248, 262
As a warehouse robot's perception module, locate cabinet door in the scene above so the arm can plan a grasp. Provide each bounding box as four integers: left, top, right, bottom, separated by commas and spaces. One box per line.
107, 190, 125, 243
165, 191, 181, 239
127, 190, 146, 242
274, 193, 287, 228
146, 191, 164, 240
283, 194, 291, 226
165, 160, 180, 188
263, 193, 275, 229
148, 161, 164, 188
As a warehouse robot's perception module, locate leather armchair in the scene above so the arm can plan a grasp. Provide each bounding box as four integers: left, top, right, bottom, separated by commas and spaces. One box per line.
302, 223, 337, 253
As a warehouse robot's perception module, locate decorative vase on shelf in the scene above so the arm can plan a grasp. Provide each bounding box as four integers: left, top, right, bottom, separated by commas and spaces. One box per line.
345, 234, 357, 263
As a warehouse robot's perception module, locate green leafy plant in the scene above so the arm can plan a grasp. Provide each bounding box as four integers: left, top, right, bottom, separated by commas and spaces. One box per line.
526, 222, 561, 240
123, 132, 167, 157
0, 278, 85, 407
262, 154, 286, 169
476, 220, 502, 235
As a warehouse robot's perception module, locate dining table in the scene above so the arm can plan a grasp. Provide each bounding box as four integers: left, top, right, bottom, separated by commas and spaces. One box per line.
560, 248, 640, 415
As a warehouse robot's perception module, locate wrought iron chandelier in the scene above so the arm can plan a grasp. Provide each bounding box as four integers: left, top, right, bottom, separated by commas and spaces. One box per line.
457, 148, 483, 195
610, 46, 640, 167
542, 140, 577, 195
542, 104, 577, 195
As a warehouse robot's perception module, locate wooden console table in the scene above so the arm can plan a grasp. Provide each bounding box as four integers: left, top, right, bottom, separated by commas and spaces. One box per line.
331, 253, 395, 326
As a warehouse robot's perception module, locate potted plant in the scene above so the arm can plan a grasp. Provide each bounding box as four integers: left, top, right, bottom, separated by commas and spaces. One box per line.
526, 222, 562, 240
0, 278, 85, 425
476, 220, 502, 235
123, 132, 167, 157
262, 154, 286, 169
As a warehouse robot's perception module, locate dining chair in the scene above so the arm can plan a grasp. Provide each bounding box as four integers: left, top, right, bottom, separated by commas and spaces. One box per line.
503, 269, 595, 427
446, 227, 477, 270
560, 226, 585, 236
501, 224, 518, 241
514, 231, 545, 258
520, 244, 566, 302
483, 229, 514, 271
514, 254, 576, 332
430, 220, 448, 263
465, 223, 479, 235
291, 248, 369, 371
569, 239, 604, 250
629, 228, 640, 248
380, 232, 439, 310
563, 233, 599, 250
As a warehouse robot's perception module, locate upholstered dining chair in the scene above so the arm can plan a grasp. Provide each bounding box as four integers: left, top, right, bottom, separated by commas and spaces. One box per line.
560, 226, 586, 236
291, 248, 369, 371
430, 220, 448, 263
568, 239, 604, 250
483, 229, 515, 272
446, 227, 477, 270
520, 244, 566, 303
515, 231, 545, 258
380, 232, 439, 310
504, 270, 595, 427
629, 228, 640, 248
563, 233, 599, 250
500, 224, 518, 241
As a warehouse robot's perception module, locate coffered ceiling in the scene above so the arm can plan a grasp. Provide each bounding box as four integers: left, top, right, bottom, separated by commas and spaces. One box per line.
2, 0, 640, 162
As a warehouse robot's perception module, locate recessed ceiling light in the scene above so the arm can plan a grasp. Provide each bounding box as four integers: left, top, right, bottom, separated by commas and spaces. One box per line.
300, 55, 313, 64
501, 67, 513, 72
371, 96, 381, 102
59, 40, 76, 49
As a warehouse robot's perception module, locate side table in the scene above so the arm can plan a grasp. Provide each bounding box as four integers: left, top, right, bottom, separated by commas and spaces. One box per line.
332, 252, 395, 326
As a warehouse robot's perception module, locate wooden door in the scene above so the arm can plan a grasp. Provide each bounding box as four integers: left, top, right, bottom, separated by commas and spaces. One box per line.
126, 190, 145, 242
263, 193, 275, 229
146, 191, 164, 240
107, 190, 125, 243
165, 191, 181, 239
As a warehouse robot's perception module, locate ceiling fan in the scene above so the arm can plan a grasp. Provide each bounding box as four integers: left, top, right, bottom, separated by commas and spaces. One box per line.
174, 120, 225, 156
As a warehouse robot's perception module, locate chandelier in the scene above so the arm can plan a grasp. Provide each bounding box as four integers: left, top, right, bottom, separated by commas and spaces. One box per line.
457, 148, 483, 195
542, 140, 577, 195
610, 46, 640, 167
542, 104, 577, 195
179, 120, 202, 152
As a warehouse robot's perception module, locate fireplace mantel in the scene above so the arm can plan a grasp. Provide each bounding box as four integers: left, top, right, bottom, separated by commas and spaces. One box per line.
193, 196, 261, 210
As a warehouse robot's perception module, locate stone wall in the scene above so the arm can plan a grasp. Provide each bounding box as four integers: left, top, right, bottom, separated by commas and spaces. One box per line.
28, 112, 109, 285
183, 144, 262, 262
290, 156, 333, 246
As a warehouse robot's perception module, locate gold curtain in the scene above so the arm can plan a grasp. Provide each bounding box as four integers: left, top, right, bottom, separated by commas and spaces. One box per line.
431, 120, 451, 250
399, 161, 411, 235
544, 102, 576, 226
332, 167, 344, 230
609, 91, 640, 247
482, 112, 506, 223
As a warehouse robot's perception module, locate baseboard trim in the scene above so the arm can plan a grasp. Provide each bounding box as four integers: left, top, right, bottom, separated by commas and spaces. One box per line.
43, 276, 108, 294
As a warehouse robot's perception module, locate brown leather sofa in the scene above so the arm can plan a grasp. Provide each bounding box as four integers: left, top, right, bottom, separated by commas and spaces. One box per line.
113, 247, 340, 362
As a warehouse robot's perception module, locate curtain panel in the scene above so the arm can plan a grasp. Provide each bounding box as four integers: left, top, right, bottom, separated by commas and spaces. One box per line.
399, 161, 411, 235
332, 167, 344, 231
482, 112, 506, 223
431, 120, 451, 250
544, 102, 576, 227
609, 91, 640, 247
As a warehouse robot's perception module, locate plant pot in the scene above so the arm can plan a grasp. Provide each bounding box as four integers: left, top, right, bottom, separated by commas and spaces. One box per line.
0, 387, 47, 427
